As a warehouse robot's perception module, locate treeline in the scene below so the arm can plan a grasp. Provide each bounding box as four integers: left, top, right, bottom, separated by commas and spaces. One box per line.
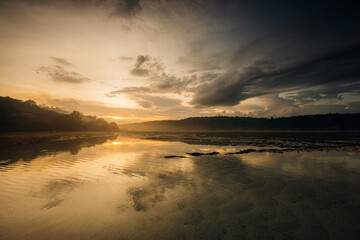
119, 114, 360, 132
0, 96, 119, 131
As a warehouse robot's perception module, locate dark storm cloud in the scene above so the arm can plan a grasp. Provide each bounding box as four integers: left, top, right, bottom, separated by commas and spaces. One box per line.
282, 83, 360, 105
121, 1, 360, 109
111, 0, 142, 19
36, 66, 91, 84
178, 40, 223, 71
154, 1, 360, 109
191, 44, 360, 106
2, 0, 142, 19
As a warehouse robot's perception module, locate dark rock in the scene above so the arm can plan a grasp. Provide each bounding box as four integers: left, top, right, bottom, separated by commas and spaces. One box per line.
226, 149, 257, 155
186, 152, 220, 156
164, 155, 186, 159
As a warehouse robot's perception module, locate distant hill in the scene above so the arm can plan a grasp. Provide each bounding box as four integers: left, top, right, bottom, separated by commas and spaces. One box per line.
119, 114, 360, 132
0, 96, 119, 132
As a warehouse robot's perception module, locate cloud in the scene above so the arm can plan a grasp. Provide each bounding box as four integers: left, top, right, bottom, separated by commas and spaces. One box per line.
126, 55, 199, 94
2, 0, 143, 19
111, 0, 142, 19
191, 44, 360, 106
118, 56, 134, 61
132, 94, 182, 108
251, 95, 298, 117
130, 68, 149, 77
281, 83, 360, 105
178, 39, 223, 71
108, 85, 184, 109
130, 55, 150, 76
109, 55, 197, 109
50, 57, 72, 66
149, 73, 197, 94
5, 0, 360, 117
223, 94, 360, 118
134, 55, 149, 68
121, 25, 131, 31
110, 90, 183, 109
36, 66, 91, 84
35, 94, 80, 111
110, 87, 151, 94
136, 100, 152, 108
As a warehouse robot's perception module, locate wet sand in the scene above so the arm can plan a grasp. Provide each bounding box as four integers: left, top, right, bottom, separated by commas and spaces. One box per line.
120, 131, 360, 153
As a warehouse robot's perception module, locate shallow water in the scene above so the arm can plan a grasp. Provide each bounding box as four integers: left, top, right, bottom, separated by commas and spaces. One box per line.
0, 135, 360, 240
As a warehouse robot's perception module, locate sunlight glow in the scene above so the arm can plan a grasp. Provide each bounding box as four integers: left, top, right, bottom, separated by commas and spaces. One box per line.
103, 116, 124, 120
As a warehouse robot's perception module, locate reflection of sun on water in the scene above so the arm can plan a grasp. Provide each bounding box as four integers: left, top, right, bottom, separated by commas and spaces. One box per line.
105, 138, 172, 147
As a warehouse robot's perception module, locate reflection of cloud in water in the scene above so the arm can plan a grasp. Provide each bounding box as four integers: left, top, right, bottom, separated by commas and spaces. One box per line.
128, 187, 163, 211
127, 170, 187, 212
41, 198, 64, 210
240, 151, 360, 178
31, 177, 84, 210
106, 153, 360, 239
104, 165, 147, 177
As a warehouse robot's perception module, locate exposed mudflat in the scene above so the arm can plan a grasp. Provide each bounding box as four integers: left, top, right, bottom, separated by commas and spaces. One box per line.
120, 131, 360, 153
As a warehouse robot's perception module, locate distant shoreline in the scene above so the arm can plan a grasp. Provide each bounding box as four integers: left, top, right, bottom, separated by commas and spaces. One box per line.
118, 129, 360, 133
118, 114, 360, 132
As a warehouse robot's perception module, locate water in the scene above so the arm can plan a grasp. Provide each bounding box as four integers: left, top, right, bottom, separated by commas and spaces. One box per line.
0, 134, 360, 240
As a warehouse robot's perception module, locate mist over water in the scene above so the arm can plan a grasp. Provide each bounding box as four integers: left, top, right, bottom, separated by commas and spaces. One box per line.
0, 135, 359, 240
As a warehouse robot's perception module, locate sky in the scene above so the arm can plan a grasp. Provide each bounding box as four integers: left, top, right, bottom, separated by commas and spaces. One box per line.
0, 0, 359, 123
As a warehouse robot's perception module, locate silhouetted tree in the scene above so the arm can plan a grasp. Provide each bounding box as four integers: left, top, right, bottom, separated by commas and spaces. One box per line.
0, 96, 119, 132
